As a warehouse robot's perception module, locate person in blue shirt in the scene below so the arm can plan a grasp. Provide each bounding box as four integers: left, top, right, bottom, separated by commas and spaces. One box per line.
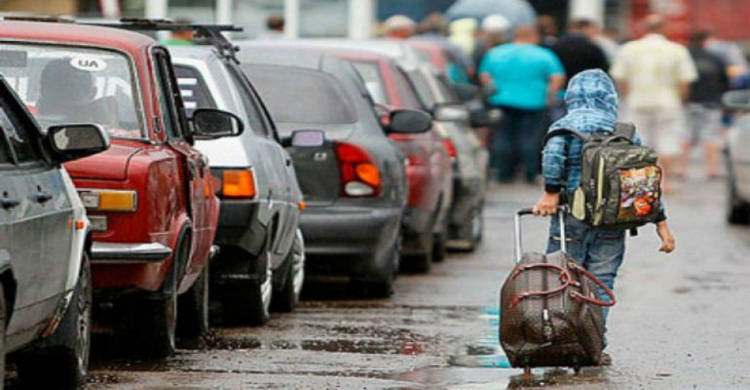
533, 69, 676, 365
479, 24, 565, 184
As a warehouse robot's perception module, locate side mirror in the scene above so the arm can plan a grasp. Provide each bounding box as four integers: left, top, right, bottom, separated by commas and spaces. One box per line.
452, 83, 480, 103
386, 109, 433, 134
191, 108, 244, 140
433, 103, 470, 122
282, 129, 326, 148
723, 90, 750, 110
48, 124, 111, 163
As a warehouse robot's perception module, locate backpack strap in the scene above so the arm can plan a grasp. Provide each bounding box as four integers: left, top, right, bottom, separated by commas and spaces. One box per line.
542, 128, 589, 146
614, 122, 636, 140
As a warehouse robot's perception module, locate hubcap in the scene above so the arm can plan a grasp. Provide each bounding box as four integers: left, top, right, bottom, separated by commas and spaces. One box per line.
260, 252, 273, 317
291, 231, 305, 298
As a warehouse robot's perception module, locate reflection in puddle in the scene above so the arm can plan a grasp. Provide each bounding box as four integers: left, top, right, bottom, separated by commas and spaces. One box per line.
507, 368, 606, 388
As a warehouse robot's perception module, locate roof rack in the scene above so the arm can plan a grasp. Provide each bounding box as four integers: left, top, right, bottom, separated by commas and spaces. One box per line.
82, 18, 244, 63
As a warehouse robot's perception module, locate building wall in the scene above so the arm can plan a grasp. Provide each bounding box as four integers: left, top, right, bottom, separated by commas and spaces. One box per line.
0, 0, 77, 14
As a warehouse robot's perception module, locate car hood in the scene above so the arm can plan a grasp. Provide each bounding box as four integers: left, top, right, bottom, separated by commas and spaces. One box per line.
64, 143, 142, 181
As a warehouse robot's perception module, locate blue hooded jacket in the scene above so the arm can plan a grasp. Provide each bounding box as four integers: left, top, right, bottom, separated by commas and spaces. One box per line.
543, 69, 638, 193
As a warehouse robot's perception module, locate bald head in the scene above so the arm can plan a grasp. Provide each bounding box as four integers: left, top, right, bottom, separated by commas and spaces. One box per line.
643, 14, 665, 33
514, 25, 540, 44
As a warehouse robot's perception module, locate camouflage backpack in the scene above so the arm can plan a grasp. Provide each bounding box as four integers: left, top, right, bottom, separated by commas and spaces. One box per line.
543, 122, 662, 230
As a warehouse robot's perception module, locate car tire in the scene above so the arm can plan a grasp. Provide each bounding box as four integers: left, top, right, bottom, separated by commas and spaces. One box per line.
0, 284, 6, 390
16, 252, 92, 389
176, 264, 209, 340
726, 162, 750, 224
115, 236, 185, 359
223, 227, 272, 326
451, 203, 484, 253
353, 238, 398, 298
432, 224, 449, 263
272, 229, 305, 313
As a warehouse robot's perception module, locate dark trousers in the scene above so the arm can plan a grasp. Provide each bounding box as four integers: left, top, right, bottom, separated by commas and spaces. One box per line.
491, 106, 547, 182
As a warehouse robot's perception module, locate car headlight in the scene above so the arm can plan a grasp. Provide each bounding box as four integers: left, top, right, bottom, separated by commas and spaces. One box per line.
78, 189, 138, 212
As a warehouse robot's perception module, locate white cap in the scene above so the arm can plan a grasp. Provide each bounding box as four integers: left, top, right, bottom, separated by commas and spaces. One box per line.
383, 15, 416, 33
481, 14, 511, 33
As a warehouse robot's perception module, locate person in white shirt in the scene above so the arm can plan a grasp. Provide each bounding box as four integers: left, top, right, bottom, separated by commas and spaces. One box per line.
610, 14, 698, 189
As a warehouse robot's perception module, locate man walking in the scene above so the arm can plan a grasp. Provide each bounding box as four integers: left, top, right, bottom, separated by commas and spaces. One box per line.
534, 69, 676, 364
610, 14, 697, 189
680, 31, 730, 179
479, 25, 565, 184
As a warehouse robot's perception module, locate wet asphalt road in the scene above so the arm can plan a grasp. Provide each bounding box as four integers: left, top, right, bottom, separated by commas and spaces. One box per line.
76, 176, 750, 389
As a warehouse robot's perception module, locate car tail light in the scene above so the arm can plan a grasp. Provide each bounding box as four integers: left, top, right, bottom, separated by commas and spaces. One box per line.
444, 139, 457, 160
335, 142, 381, 197
223, 169, 257, 198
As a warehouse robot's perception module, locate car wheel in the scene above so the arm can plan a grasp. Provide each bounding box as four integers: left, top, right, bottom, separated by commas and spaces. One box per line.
115, 236, 184, 359
432, 221, 449, 263
451, 204, 484, 252
223, 228, 272, 327
726, 163, 750, 224
272, 229, 305, 313
353, 238, 398, 298
176, 264, 209, 340
17, 252, 91, 389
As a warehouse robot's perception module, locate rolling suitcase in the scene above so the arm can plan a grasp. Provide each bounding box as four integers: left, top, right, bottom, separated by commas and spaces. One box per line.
499, 208, 616, 372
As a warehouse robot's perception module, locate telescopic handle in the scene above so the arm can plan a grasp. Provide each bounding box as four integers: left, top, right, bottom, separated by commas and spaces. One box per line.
514, 207, 567, 263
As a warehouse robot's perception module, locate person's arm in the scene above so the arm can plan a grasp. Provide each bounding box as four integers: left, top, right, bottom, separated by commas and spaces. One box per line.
533, 134, 567, 216
678, 46, 699, 103
634, 133, 675, 253
547, 74, 566, 105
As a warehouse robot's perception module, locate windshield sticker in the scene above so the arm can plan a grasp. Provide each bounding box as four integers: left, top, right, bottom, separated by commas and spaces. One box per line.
70, 56, 108, 72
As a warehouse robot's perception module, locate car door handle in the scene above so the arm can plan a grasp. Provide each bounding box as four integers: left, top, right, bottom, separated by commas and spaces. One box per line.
285, 159, 291, 167
1, 198, 19, 209
34, 192, 53, 203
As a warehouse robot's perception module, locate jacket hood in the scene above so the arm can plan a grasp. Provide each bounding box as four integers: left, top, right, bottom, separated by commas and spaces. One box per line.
551, 69, 618, 132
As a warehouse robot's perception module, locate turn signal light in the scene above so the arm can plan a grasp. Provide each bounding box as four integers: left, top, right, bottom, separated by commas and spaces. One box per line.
223, 169, 256, 198
79, 189, 137, 212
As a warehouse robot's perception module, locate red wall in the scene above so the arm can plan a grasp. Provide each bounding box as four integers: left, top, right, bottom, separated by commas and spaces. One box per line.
630, 0, 750, 42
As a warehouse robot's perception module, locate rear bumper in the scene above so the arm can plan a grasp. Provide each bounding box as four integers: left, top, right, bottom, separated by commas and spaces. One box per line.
301, 205, 401, 277
90, 242, 172, 264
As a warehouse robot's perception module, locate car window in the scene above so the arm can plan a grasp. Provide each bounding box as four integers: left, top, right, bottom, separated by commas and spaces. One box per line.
153, 49, 187, 141
0, 107, 19, 164
392, 67, 422, 109
349, 60, 389, 105
226, 65, 272, 138
0, 104, 41, 163
241, 64, 358, 131
174, 65, 216, 117
0, 43, 144, 140
435, 74, 459, 104
405, 69, 437, 109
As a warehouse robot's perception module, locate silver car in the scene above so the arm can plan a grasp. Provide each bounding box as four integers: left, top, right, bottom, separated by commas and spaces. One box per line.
169, 46, 306, 326
723, 90, 750, 224
0, 77, 110, 388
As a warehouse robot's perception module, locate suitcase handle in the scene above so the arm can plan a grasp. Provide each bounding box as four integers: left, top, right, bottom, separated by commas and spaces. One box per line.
509, 262, 573, 308
514, 207, 567, 263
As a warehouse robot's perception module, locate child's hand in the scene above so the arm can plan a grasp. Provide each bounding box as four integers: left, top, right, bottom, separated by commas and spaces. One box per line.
656, 221, 676, 253
533, 192, 560, 216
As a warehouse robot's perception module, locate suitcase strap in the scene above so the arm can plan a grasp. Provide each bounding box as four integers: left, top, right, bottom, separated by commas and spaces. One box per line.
567, 261, 617, 307
509, 263, 572, 308
510, 262, 617, 308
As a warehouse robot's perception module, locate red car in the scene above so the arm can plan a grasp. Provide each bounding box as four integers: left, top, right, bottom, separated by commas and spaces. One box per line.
0, 20, 242, 358
330, 49, 455, 271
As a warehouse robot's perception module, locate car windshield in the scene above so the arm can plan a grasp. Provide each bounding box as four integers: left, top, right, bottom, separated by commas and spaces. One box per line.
0, 43, 144, 139
241, 64, 358, 128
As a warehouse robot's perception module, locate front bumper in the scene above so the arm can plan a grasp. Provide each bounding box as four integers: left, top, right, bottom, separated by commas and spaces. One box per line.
90, 242, 172, 264
450, 176, 483, 226
214, 199, 264, 257
301, 205, 402, 277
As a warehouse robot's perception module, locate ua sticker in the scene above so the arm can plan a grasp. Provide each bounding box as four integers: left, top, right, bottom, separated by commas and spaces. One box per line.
69, 57, 107, 72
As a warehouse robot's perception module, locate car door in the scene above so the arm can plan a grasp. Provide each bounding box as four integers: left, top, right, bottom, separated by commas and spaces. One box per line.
0, 93, 73, 335
152, 47, 214, 276
227, 65, 295, 263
